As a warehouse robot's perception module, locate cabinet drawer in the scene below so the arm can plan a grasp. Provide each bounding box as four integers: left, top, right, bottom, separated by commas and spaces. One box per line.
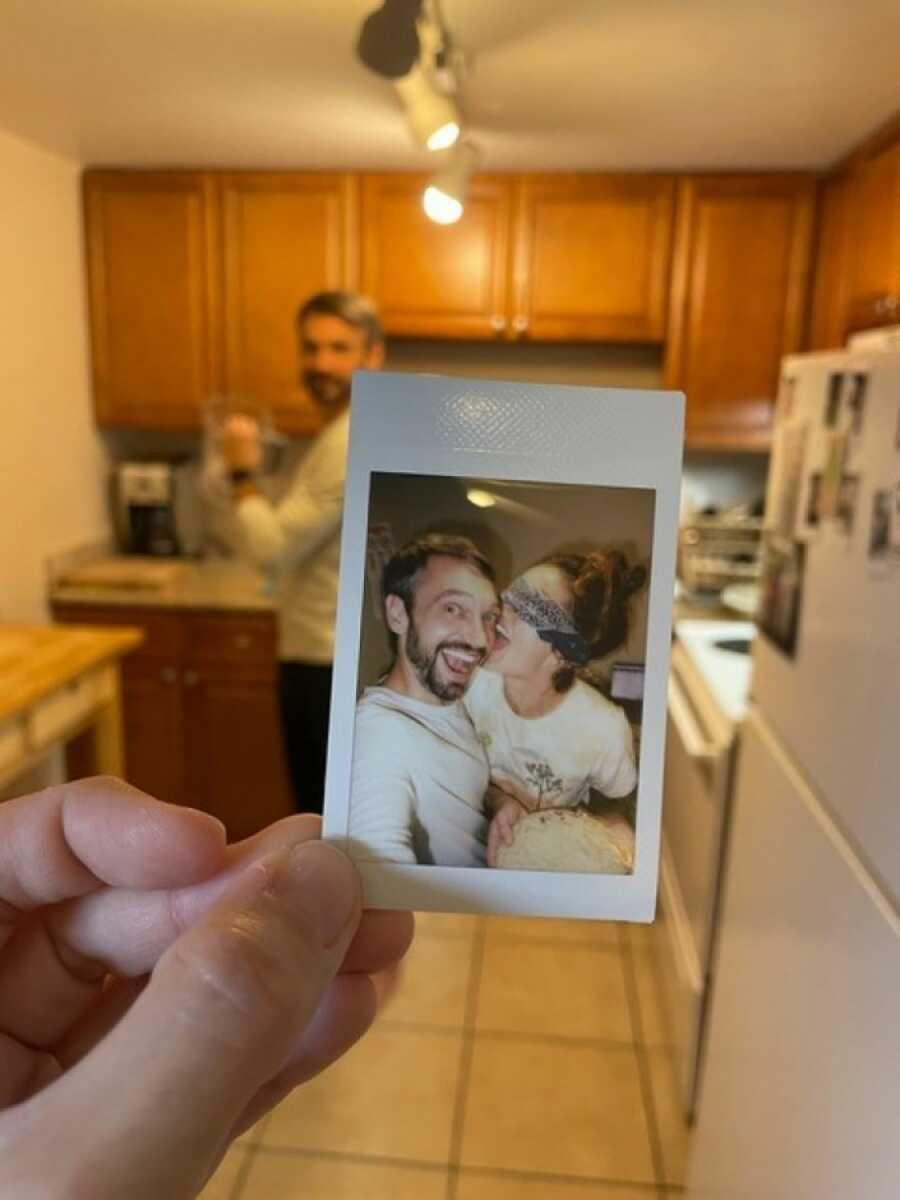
26, 667, 110, 751
53, 607, 182, 663
0, 715, 28, 777
186, 615, 277, 667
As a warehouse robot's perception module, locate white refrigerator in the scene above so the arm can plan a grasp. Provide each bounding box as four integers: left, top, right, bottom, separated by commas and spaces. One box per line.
687, 348, 900, 1199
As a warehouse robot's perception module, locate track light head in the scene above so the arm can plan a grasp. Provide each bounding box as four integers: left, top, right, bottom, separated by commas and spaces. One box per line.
393, 63, 460, 151
423, 141, 479, 225
356, 0, 423, 79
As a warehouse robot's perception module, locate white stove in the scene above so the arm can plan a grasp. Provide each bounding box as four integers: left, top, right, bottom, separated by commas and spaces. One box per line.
674, 619, 755, 725
656, 617, 755, 1118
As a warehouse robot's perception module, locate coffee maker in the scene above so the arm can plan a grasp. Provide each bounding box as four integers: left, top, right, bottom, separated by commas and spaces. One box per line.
116, 462, 181, 557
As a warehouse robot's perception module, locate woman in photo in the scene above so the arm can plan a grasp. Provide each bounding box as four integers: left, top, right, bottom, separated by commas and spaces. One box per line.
463, 549, 646, 871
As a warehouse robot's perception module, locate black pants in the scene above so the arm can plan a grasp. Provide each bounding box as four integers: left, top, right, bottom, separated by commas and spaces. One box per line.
277, 661, 334, 815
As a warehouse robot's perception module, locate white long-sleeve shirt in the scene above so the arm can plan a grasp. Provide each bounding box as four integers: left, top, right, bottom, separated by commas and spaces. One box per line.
347, 686, 489, 867
232, 411, 349, 663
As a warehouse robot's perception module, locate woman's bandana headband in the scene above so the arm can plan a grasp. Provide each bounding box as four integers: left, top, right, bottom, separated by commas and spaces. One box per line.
502, 578, 590, 665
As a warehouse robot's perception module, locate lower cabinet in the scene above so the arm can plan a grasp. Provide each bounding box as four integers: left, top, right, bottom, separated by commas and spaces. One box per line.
181, 665, 294, 841
53, 605, 293, 839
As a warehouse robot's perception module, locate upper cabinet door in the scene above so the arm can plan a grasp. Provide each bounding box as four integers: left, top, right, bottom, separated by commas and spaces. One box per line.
220, 173, 357, 434
665, 175, 815, 450
808, 171, 857, 351
845, 142, 900, 331
361, 174, 513, 339
84, 171, 221, 428
511, 174, 676, 341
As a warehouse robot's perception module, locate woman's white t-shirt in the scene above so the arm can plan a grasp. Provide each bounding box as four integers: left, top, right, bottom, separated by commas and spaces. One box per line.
463, 668, 637, 811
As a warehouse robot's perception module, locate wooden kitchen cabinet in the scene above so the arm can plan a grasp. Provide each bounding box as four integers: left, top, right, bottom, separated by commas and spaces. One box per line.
119, 655, 185, 805
361, 173, 514, 338
52, 605, 292, 837
665, 174, 815, 449
182, 673, 291, 841
844, 141, 900, 332
511, 174, 676, 341
84, 171, 222, 429
220, 173, 358, 434
808, 171, 857, 350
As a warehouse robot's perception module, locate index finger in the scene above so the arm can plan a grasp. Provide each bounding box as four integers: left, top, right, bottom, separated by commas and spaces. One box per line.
0, 777, 226, 945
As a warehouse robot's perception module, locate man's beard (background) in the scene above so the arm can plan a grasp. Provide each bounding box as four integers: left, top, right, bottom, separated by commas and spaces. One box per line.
303, 370, 351, 410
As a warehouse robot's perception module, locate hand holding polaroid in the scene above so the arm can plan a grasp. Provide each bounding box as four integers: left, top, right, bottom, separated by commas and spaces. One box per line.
324, 372, 683, 922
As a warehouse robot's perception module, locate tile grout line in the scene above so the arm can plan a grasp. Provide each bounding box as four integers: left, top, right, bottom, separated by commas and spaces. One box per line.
379, 1017, 640, 1050
619, 926, 668, 1190
229, 1112, 272, 1200
444, 917, 487, 1200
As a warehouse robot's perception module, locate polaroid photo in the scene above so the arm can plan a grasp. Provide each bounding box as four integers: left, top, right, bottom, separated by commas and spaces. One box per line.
846, 373, 868, 436
758, 535, 807, 659
869, 489, 891, 560
805, 472, 822, 529
837, 474, 859, 535
324, 371, 684, 922
824, 373, 844, 428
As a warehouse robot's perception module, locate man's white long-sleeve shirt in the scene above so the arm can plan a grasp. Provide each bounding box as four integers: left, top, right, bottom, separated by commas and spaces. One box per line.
348, 686, 489, 867
234, 411, 349, 664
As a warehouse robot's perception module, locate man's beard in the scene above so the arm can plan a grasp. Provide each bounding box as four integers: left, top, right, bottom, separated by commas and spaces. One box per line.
405, 617, 482, 701
303, 369, 351, 410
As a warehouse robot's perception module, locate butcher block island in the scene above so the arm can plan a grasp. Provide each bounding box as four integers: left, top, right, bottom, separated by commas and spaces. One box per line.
0, 623, 142, 792
52, 559, 294, 839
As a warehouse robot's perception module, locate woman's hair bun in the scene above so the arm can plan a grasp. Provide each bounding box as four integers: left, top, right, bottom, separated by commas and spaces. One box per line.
625, 563, 648, 596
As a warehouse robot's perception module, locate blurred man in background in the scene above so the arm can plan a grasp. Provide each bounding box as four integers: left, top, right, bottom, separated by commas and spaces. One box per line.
220, 291, 385, 813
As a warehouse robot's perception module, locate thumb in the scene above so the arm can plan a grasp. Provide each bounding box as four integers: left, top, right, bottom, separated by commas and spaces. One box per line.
30, 840, 361, 1200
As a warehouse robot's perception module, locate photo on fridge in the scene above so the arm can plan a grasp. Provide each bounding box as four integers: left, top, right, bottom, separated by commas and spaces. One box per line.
869, 489, 891, 559
757, 535, 806, 657
323, 371, 683, 921
837, 473, 859, 535
824, 372, 844, 428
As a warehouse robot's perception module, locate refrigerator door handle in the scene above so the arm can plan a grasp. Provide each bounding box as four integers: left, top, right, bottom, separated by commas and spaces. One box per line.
669, 675, 722, 762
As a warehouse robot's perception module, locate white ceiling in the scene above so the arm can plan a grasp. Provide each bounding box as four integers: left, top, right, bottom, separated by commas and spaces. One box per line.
1, 0, 899, 170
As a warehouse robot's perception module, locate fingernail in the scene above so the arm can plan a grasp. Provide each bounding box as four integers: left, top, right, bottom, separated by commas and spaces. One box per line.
271, 841, 360, 948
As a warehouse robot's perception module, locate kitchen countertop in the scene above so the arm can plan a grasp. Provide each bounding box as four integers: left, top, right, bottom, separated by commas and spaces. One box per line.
51, 562, 742, 624
0, 624, 143, 723
51, 559, 276, 615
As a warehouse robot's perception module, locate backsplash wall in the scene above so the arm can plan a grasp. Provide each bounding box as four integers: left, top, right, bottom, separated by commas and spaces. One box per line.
104, 340, 769, 551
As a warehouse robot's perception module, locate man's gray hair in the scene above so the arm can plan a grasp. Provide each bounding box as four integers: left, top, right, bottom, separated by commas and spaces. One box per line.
297, 291, 384, 348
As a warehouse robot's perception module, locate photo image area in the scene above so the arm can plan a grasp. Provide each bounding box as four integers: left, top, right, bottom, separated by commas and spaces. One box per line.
346, 471, 655, 877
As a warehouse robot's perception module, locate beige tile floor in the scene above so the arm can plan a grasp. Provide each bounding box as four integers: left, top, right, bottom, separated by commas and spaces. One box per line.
201, 915, 690, 1199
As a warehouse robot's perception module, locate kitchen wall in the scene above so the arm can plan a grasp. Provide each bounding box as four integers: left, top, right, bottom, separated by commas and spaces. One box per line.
0, 127, 110, 622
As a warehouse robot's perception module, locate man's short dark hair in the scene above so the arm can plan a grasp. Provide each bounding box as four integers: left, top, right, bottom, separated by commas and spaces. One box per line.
382, 533, 496, 650
297, 291, 384, 348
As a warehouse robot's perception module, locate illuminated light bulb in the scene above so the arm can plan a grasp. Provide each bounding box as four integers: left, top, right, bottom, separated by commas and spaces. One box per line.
466, 488, 496, 508
423, 140, 478, 225
426, 120, 460, 151
423, 185, 463, 224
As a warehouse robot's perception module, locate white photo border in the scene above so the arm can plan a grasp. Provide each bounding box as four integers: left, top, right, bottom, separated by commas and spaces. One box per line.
323, 371, 685, 922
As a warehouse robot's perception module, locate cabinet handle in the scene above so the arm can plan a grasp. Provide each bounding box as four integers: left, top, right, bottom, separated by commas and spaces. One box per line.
886, 295, 899, 313
183, 670, 200, 687
874, 297, 887, 316
160, 667, 178, 684
512, 315, 529, 336
490, 314, 506, 333
234, 634, 252, 650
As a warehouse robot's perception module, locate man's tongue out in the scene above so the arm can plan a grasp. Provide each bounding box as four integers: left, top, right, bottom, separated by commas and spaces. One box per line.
440, 645, 479, 682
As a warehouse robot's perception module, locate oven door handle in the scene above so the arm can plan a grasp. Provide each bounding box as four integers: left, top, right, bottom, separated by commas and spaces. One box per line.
668, 675, 722, 762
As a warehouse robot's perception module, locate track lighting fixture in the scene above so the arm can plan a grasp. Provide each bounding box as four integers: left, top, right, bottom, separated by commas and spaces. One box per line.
393, 63, 460, 151
423, 141, 478, 224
